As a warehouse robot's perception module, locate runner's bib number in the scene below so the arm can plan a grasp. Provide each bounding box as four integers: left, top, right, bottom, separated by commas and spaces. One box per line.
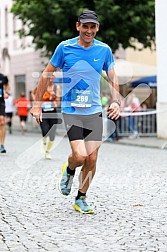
42, 102, 54, 111
71, 90, 92, 107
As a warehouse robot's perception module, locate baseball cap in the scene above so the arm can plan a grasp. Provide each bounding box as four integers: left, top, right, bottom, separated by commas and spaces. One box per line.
78, 10, 99, 25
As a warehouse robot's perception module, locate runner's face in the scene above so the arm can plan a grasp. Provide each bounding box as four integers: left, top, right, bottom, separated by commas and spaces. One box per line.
76, 22, 99, 45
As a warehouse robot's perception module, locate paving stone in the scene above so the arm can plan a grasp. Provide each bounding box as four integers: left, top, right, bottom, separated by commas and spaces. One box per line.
0, 132, 167, 251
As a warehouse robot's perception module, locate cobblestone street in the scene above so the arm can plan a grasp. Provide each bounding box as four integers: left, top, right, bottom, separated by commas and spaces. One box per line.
0, 131, 167, 252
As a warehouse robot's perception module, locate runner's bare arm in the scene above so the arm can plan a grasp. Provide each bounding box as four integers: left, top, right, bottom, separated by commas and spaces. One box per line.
4, 83, 10, 99
34, 63, 57, 104
106, 68, 120, 120
106, 68, 120, 100
30, 62, 57, 123
31, 87, 37, 101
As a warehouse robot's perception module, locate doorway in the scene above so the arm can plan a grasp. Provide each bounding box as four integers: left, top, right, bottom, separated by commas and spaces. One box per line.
15, 75, 26, 99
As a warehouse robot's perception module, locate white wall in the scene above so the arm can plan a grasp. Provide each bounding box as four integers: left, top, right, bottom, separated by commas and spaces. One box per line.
156, 0, 167, 138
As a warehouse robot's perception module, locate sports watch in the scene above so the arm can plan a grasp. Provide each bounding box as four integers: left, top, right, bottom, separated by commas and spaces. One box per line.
112, 99, 121, 107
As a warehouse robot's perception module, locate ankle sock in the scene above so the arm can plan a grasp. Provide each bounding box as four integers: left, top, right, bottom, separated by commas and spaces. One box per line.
76, 191, 86, 200
46, 140, 53, 151
67, 166, 75, 175
42, 137, 47, 144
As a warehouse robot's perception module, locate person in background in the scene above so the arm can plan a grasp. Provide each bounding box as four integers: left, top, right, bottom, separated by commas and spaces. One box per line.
5, 92, 14, 134
141, 102, 148, 110
31, 80, 61, 159
125, 93, 141, 139
0, 72, 9, 153
15, 92, 30, 134
140, 102, 148, 134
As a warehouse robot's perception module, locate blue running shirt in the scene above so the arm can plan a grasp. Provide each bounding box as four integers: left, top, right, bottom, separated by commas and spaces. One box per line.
50, 37, 114, 115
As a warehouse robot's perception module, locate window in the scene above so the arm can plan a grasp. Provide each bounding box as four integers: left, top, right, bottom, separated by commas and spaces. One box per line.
5, 7, 8, 37
13, 15, 16, 34
15, 75, 26, 99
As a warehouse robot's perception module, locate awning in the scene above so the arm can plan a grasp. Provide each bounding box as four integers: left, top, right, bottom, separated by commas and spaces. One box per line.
129, 75, 157, 87
114, 60, 157, 85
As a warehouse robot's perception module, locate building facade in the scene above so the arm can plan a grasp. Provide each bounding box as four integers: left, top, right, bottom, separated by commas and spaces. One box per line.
0, 0, 47, 100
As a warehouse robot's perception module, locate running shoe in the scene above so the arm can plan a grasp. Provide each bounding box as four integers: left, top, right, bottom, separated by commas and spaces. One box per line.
73, 196, 94, 214
0, 146, 6, 154
45, 151, 52, 160
129, 131, 139, 139
58, 162, 74, 195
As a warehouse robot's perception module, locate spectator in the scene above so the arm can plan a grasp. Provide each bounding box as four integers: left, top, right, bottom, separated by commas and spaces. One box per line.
141, 102, 148, 110
125, 93, 141, 139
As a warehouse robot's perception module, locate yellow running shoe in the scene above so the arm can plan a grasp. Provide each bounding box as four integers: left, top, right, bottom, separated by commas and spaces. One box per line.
45, 151, 52, 160
73, 196, 94, 214
58, 162, 74, 195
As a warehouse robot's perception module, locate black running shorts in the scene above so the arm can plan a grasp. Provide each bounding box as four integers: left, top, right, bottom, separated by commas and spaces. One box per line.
63, 112, 103, 141
0, 102, 5, 116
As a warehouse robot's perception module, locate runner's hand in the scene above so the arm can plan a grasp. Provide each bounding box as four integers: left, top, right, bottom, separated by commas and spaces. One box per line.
107, 102, 120, 120
30, 106, 42, 124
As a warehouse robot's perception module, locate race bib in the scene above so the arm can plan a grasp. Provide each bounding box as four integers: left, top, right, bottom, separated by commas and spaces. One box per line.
71, 89, 92, 107
42, 102, 54, 111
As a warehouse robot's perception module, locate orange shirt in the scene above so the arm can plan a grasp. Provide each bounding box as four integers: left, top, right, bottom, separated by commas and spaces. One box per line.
42, 90, 56, 102
15, 97, 30, 116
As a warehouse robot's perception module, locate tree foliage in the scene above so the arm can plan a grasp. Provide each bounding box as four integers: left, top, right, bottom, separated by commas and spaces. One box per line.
11, 0, 155, 57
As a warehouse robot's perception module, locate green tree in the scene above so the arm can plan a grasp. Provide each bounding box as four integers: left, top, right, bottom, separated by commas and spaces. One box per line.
11, 0, 155, 57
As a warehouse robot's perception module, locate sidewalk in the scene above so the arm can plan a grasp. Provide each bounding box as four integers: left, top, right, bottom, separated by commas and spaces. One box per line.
116, 136, 167, 149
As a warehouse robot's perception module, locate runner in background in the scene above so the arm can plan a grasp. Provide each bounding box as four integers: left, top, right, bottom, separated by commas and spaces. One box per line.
0, 72, 9, 153
5, 92, 14, 134
31, 78, 61, 159
15, 92, 30, 134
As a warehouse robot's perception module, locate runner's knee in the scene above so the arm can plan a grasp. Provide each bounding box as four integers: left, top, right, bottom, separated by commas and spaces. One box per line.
0, 117, 5, 126
86, 152, 98, 166
72, 152, 86, 166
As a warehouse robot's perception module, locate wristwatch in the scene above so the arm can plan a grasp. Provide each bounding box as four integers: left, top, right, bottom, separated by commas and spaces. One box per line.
112, 99, 121, 107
